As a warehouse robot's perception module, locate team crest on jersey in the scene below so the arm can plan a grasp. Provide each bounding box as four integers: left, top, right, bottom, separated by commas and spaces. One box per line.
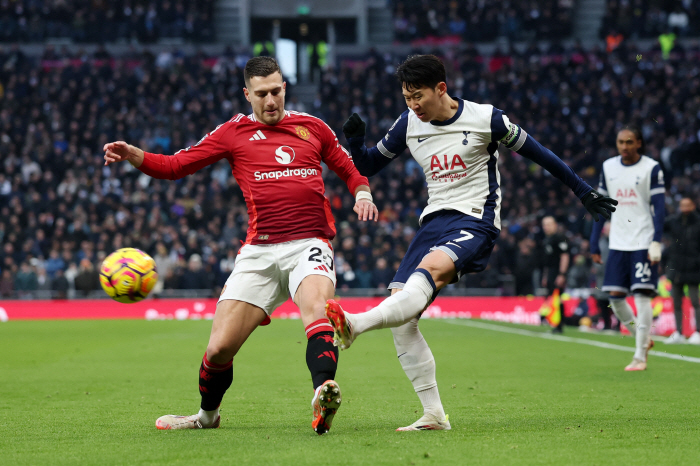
295, 126, 310, 140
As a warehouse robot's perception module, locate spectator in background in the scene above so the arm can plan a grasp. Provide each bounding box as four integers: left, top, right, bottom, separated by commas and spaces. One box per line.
14, 261, 38, 296
540, 216, 570, 333
52, 269, 69, 299
663, 196, 700, 345
514, 237, 537, 295
0, 269, 13, 297
180, 253, 209, 290
372, 257, 394, 290
74, 258, 100, 296
152, 242, 174, 296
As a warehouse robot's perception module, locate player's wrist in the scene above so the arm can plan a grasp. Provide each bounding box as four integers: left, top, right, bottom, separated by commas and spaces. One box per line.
355, 191, 373, 203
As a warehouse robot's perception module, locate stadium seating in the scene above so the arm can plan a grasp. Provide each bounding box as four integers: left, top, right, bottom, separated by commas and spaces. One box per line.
0, 1, 216, 43
0, 40, 699, 298
390, 0, 574, 43
601, 0, 700, 39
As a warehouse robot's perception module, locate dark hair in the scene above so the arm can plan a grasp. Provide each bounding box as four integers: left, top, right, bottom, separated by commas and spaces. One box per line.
244, 56, 282, 86
395, 54, 446, 92
618, 123, 646, 154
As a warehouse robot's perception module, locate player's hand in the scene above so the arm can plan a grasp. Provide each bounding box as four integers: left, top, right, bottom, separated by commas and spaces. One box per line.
103, 141, 144, 167
648, 241, 661, 265
342, 113, 366, 139
591, 253, 603, 264
581, 189, 618, 222
353, 199, 378, 222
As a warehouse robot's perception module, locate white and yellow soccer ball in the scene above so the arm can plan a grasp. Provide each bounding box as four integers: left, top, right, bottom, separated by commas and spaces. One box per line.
100, 248, 158, 303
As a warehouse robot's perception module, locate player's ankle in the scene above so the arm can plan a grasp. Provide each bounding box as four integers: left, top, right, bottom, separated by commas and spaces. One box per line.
198, 407, 219, 426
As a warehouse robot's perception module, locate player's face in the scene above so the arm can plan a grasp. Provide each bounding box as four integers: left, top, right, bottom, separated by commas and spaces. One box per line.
402, 84, 443, 122
616, 129, 642, 161
244, 72, 286, 125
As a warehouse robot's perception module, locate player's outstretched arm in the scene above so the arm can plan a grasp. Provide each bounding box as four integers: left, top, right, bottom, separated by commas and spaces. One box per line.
104, 124, 232, 180
502, 126, 617, 221
103, 141, 144, 167
343, 113, 405, 177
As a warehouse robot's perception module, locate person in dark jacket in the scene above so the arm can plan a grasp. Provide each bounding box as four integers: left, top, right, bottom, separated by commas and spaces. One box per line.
664, 196, 700, 344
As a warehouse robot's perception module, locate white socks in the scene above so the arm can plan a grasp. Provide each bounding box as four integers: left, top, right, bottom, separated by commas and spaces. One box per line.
392, 318, 445, 420
198, 407, 219, 426
609, 297, 637, 336
417, 387, 446, 420
350, 271, 435, 336
633, 295, 653, 361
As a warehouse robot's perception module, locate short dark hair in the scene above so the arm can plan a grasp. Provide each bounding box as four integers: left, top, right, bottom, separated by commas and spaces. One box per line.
395, 54, 446, 92
244, 56, 282, 86
619, 123, 646, 154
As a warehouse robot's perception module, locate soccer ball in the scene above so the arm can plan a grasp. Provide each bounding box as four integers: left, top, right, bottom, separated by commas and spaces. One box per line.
100, 248, 158, 303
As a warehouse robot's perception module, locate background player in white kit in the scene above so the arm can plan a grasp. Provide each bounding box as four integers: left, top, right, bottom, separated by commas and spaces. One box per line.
103, 57, 378, 434
590, 126, 665, 371
325, 55, 617, 430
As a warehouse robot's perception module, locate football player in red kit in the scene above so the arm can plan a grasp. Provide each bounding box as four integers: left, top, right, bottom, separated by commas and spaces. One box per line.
103, 57, 377, 435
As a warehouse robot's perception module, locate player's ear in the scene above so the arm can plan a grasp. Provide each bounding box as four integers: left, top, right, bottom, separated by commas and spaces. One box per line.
243, 87, 251, 103
436, 82, 447, 96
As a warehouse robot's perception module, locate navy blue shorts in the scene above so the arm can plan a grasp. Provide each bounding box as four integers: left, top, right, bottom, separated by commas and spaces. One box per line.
602, 249, 658, 294
389, 211, 499, 289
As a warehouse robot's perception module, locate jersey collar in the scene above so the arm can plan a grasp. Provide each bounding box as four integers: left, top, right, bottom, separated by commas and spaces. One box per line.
619, 154, 643, 166
430, 98, 463, 126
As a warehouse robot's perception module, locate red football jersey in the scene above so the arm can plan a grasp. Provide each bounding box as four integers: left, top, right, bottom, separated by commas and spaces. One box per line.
139, 111, 369, 245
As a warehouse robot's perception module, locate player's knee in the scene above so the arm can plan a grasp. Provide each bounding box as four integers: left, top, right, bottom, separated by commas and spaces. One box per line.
633, 289, 655, 298
205, 344, 236, 365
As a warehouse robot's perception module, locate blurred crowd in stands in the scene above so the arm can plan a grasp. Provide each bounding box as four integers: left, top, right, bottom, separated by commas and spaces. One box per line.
391, 0, 575, 43
1, 36, 699, 299
601, 0, 700, 39
0, 1, 216, 43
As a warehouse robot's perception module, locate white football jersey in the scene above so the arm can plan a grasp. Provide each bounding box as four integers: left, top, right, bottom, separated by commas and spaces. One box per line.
377, 99, 517, 229
598, 155, 664, 251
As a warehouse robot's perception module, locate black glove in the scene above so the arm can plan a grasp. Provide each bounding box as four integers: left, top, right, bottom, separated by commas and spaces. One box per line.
581, 189, 618, 222
342, 113, 366, 139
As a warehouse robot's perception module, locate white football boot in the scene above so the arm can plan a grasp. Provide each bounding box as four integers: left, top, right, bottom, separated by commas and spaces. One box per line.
397, 413, 451, 431
155, 414, 220, 430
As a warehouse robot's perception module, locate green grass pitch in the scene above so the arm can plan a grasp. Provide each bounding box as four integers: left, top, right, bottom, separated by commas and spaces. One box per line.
1, 318, 699, 465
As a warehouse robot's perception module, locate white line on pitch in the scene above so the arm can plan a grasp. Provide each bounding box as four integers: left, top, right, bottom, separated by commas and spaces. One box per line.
440, 319, 700, 364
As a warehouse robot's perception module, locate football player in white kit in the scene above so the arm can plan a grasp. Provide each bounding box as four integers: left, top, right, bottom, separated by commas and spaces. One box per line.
324, 55, 617, 430
590, 125, 666, 371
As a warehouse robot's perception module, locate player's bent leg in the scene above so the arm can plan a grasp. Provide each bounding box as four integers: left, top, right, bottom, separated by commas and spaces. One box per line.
331, 251, 453, 345
156, 299, 267, 430
295, 274, 342, 434
392, 316, 449, 431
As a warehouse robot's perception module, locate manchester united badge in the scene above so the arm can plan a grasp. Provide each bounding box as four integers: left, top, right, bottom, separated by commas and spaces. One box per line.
295, 126, 310, 140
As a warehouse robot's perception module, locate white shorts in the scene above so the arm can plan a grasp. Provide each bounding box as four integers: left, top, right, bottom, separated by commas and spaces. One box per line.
218, 238, 336, 320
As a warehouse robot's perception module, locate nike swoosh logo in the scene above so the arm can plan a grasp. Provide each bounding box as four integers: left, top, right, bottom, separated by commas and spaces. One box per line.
417, 137, 430, 143
641, 278, 650, 282
398, 352, 407, 358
